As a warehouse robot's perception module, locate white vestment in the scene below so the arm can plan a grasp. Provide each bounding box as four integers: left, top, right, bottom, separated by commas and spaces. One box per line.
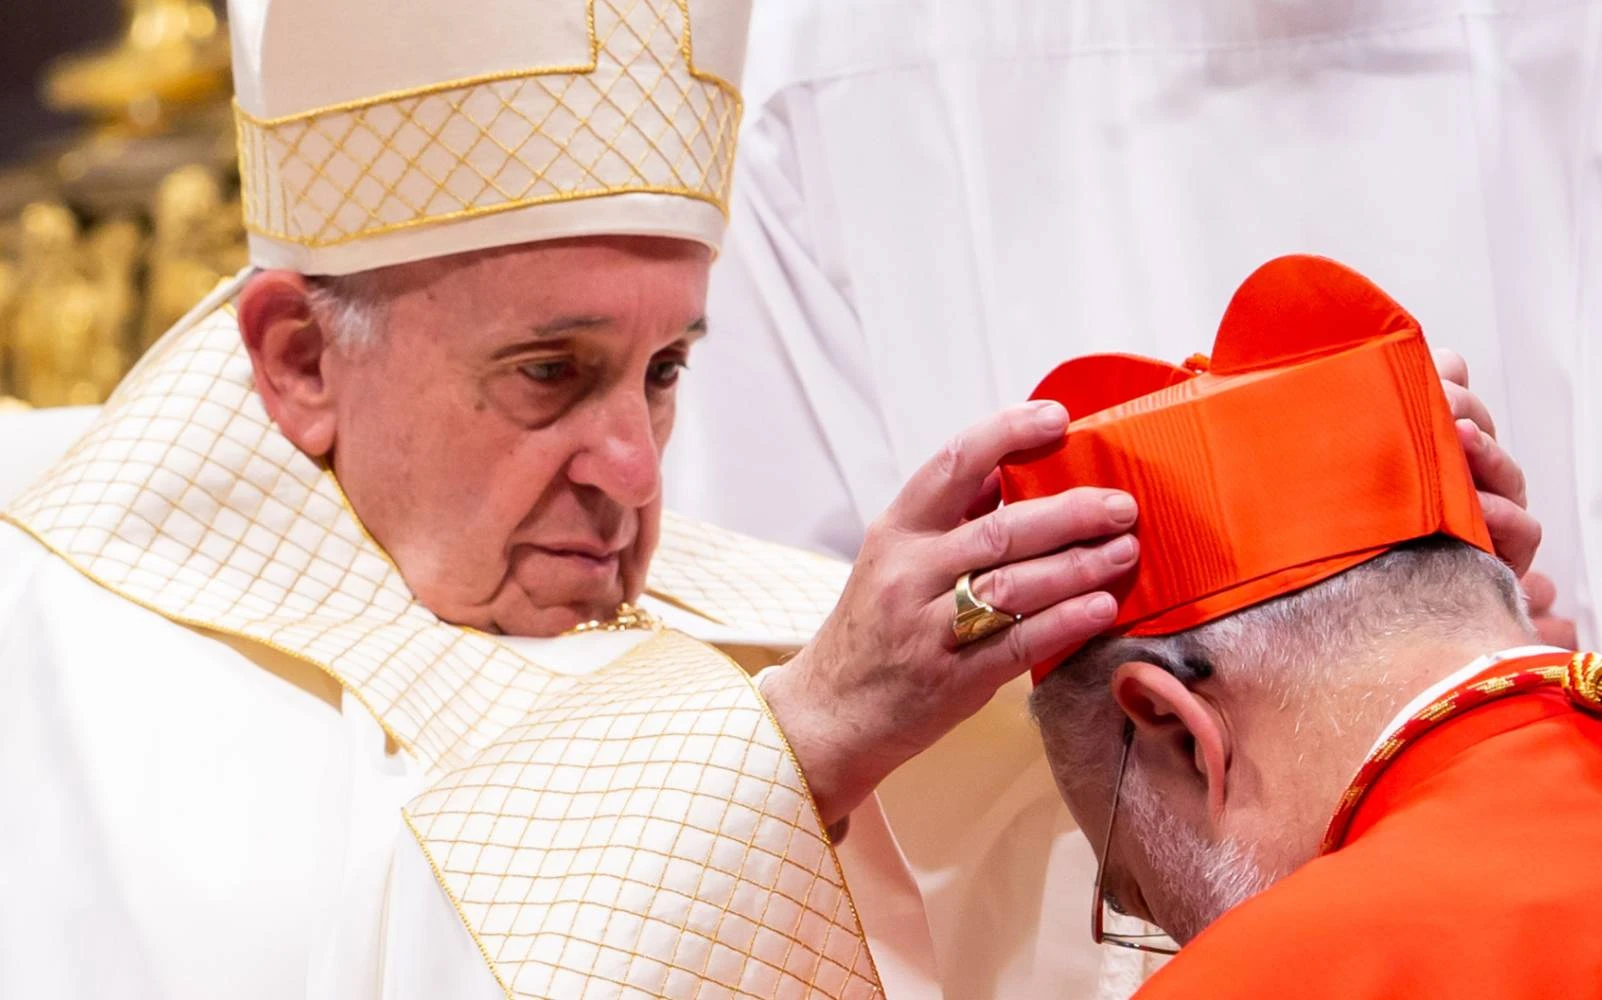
669, 0, 1602, 647
0, 284, 1128, 998
0, 522, 934, 999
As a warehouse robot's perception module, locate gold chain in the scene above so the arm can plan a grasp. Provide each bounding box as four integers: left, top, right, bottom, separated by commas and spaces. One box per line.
560, 602, 661, 636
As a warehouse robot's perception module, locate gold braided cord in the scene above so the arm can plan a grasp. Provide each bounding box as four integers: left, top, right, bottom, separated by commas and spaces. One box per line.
1565, 651, 1602, 713
236, 0, 742, 249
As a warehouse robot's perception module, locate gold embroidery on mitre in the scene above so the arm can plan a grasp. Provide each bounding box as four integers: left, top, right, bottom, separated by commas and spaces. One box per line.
3, 298, 880, 998
235, 0, 742, 249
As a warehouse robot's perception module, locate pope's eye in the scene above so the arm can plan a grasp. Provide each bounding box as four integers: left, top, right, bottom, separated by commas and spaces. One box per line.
1104, 891, 1131, 917
648, 359, 687, 388
519, 359, 574, 383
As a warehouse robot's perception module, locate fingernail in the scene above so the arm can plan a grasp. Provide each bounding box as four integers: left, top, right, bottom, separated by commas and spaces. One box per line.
1107, 535, 1138, 565
1033, 400, 1068, 430
1105, 493, 1138, 524
1088, 593, 1118, 621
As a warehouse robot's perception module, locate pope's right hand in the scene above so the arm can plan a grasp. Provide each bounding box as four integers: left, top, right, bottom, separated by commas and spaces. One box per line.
761, 401, 1139, 828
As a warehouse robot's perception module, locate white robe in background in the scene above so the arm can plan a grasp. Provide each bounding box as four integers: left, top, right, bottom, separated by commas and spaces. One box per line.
669, 0, 1602, 646
666, 6, 1600, 995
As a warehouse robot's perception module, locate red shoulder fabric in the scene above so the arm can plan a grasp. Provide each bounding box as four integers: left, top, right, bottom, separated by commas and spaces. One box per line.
1133, 669, 1602, 999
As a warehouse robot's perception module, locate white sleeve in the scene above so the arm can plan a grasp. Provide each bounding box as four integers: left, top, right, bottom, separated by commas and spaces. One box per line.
665, 92, 902, 560
378, 836, 506, 1000
0, 540, 162, 1000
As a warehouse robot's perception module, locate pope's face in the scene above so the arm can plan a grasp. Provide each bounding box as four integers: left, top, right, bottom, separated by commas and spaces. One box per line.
323, 236, 709, 636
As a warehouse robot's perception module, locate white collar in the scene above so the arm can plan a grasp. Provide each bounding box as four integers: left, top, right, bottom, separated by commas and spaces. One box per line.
1363, 644, 1568, 757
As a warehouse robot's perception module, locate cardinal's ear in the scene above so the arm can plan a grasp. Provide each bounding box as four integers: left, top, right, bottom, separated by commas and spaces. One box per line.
1110, 660, 1231, 821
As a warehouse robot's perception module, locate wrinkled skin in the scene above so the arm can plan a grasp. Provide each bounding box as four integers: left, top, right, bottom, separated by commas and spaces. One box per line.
241, 236, 707, 637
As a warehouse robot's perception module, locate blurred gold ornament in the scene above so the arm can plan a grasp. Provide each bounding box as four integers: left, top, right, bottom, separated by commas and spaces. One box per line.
0, 2, 246, 405
11, 204, 99, 406
144, 165, 243, 348
0, 259, 18, 395
28, 0, 236, 223
9, 203, 130, 407
44, 0, 230, 128
87, 215, 144, 362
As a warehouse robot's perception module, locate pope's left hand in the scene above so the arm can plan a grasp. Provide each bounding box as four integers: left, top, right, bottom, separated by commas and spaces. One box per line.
1434, 348, 1541, 576
764, 402, 1137, 829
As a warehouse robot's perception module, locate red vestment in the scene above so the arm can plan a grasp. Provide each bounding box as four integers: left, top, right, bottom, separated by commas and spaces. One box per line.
1134, 650, 1602, 999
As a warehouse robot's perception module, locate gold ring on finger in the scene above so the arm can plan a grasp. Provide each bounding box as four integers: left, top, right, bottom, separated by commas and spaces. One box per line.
952, 571, 1023, 645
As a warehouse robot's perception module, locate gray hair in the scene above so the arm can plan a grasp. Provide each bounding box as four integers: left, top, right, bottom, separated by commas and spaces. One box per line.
1032, 537, 1533, 782
305, 271, 392, 349
303, 245, 504, 349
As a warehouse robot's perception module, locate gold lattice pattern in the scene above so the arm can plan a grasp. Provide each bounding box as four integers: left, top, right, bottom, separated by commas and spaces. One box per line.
4, 289, 879, 997
235, 0, 742, 248
408, 630, 879, 999
651, 513, 848, 643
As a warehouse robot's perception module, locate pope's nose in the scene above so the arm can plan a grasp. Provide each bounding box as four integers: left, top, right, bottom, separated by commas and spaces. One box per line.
565, 395, 663, 508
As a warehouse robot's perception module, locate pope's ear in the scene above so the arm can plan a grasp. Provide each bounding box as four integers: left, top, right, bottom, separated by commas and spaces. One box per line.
237, 270, 339, 459
1110, 660, 1230, 820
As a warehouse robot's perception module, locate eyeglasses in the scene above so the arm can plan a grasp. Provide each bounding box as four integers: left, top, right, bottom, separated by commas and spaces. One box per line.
1090, 719, 1181, 955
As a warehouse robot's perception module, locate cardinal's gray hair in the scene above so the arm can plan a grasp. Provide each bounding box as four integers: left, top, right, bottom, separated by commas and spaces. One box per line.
1031, 537, 1531, 783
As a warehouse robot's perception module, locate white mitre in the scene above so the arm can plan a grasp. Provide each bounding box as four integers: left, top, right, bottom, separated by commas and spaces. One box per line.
229, 0, 750, 274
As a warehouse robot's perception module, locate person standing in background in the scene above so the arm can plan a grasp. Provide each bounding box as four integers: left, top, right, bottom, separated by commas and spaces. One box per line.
671, 0, 1596, 638
667, 3, 1599, 996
